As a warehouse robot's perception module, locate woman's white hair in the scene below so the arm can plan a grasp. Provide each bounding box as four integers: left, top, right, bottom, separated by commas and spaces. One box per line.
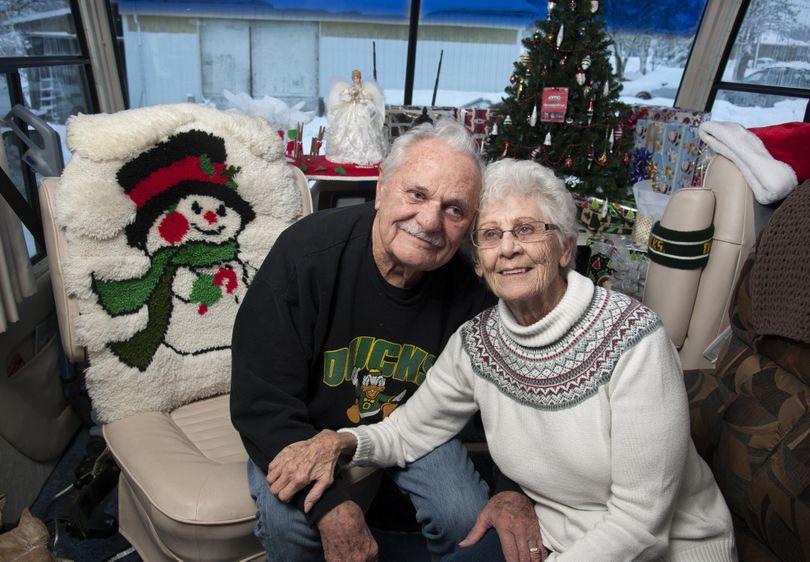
481, 159, 579, 271
380, 119, 484, 187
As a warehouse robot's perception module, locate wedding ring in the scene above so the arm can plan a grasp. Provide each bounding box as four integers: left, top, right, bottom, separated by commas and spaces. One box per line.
529, 546, 541, 554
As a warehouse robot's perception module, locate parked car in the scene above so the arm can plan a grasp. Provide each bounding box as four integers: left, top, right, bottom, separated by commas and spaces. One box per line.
718, 64, 810, 107
629, 82, 678, 100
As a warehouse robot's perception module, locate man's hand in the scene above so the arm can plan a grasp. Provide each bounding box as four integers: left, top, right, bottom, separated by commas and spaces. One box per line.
317, 501, 378, 562
458, 491, 547, 562
266, 430, 357, 512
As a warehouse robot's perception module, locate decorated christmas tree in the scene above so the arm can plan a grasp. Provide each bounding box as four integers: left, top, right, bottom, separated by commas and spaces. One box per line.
486, 0, 633, 200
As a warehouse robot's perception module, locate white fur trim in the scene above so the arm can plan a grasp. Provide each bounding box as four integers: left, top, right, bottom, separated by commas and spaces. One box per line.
698, 121, 798, 205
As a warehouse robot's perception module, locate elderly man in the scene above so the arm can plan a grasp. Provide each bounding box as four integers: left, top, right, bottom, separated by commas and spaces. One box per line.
231, 120, 540, 562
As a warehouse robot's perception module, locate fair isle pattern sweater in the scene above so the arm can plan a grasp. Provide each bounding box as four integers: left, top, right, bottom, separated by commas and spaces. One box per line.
462, 286, 660, 410
347, 271, 736, 561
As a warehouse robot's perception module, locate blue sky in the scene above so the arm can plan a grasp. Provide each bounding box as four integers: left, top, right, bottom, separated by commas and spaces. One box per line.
117, 0, 705, 34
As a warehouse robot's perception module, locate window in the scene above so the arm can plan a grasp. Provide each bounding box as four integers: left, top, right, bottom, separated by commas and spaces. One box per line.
711, 0, 810, 127
0, 0, 97, 258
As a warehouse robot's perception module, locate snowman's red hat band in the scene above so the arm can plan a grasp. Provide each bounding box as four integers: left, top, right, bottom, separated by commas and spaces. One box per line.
129, 155, 228, 209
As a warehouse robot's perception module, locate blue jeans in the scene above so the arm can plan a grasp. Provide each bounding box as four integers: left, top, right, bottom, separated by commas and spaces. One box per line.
248, 438, 489, 562
442, 529, 506, 562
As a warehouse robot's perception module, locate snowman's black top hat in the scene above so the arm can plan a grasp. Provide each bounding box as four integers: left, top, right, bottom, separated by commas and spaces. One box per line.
117, 129, 256, 248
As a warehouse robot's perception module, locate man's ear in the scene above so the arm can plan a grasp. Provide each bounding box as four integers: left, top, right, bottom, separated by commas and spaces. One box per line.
473, 257, 483, 278
374, 169, 384, 210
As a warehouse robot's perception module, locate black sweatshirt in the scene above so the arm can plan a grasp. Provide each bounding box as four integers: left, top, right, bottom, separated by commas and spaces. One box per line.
231, 202, 495, 523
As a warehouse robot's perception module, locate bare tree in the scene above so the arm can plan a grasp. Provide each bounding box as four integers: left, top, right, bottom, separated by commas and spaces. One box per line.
0, 0, 62, 56
733, 0, 801, 79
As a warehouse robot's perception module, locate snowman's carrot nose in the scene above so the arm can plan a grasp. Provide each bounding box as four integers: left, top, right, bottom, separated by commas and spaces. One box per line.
204, 210, 218, 224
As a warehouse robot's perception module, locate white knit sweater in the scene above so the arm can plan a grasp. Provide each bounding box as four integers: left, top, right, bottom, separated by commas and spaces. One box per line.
344, 271, 736, 561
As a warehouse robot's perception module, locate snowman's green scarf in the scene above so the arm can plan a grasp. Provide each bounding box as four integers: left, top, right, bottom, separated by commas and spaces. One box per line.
92, 240, 238, 371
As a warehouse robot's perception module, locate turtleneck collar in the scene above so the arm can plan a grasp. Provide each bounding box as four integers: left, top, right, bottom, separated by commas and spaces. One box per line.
497, 270, 594, 348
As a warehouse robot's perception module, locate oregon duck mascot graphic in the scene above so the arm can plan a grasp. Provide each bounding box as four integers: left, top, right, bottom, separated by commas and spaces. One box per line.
91, 130, 256, 371
346, 368, 406, 423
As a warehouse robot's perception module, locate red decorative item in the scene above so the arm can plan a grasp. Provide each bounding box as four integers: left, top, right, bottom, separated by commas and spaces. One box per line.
213, 267, 238, 294
158, 211, 190, 245
540, 87, 569, 123
565, 156, 574, 167
623, 153, 631, 164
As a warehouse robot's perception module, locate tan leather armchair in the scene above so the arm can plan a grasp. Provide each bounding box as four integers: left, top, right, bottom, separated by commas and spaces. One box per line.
643, 155, 757, 370
40, 166, 312, 562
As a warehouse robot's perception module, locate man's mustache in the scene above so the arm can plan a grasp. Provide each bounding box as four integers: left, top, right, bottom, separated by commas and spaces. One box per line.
400, 222, 445, 248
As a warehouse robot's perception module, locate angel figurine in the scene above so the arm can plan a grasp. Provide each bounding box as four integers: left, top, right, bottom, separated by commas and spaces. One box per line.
325, 70, 387, 165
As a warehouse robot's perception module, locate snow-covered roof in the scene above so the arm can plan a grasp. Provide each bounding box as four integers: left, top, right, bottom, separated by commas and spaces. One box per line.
4, 7, 72, 26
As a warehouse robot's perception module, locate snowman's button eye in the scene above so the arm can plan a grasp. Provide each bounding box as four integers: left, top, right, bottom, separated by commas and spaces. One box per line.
191, 201, 202, 214
217, 204, 226, 217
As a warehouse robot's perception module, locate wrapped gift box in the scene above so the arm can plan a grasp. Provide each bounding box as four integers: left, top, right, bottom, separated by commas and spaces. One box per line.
385, 105, 458, 141
573, 194, 637, 236
456, 107, 495, 147
630, 105, 708, 194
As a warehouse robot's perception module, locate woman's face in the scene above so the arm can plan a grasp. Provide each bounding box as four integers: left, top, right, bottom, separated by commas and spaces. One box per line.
474, 191, 572, 323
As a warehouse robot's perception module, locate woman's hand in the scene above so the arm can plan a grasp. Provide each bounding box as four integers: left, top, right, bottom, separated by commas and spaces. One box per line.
266, 429, 357, 512
458, 491, 548, 562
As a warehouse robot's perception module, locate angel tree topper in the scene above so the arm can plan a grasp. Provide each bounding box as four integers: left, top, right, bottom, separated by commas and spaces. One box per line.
325, 69, 387, 165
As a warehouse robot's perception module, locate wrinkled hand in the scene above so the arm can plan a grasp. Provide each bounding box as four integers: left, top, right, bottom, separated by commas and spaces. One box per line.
317, 501, 378, 562
266, 430, 356, 512
458, 491, 547, 562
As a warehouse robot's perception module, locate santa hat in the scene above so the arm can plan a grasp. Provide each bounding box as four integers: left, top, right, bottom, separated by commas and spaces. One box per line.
698, 121, 810, 205
118, 129, 256, 248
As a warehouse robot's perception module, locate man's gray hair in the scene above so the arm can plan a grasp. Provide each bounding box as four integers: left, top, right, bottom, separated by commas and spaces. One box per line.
380, 119, 484, 187
481, 159, 579, 271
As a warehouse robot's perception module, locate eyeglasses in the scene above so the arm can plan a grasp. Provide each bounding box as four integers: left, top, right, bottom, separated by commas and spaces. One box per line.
471, 221, 559, 248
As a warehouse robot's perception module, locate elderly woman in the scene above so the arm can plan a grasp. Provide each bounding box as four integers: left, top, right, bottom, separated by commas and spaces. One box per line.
268, 159, 736, 561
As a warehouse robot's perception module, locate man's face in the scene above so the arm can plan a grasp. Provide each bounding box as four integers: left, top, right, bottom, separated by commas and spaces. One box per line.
372, 139, 481, 283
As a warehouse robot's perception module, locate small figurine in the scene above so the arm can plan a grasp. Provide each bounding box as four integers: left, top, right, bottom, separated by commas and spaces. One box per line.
325, 69, 387, 165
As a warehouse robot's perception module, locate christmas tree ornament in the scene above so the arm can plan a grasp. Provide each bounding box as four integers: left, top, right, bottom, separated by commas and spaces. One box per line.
576, 72, 586, 86
591, 0, 599, 13
614, 124, 623, 142
560, 55, 568, 66
509, 74, 517, 85
598, 151, 607, 165
557, 24, 565, 48
516, 80, 524, 100
624, 152, 631, 165
541, 65, 548, 77
583, 84, 592, 97
548, 1, 556, 11
491, 122, 499, 136
587, 99, 594, 125
570, 0, 577, 9
565, 116, 574, 124
581, 55, 591, 69
504, 115, 513, 126
608, 129, 615, 151
565, 156, 573, 167
531, 146, 542, 159
529, 104, 538, 127
544, 132, 552, 145
603, 78, 610, 97
587, 148, 594, 169
502, 143, 510, 158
